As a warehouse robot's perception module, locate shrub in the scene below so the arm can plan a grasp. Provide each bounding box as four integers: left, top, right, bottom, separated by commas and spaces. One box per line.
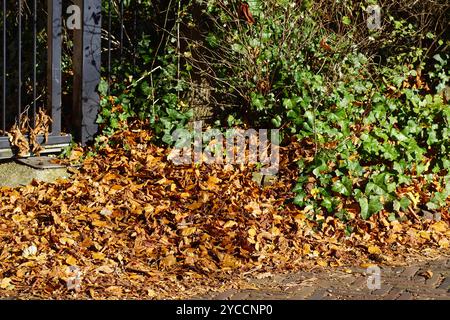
99, 0, 450, 220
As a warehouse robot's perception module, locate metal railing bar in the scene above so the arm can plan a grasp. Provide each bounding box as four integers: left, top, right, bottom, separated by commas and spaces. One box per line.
49, 0, 62, 135
17, 0, 22, 125
133, 1, 136, 73
32, 0, 37, 127
2, 0, 6, 134
119, 0, 123, 65
108, 0, 111, 95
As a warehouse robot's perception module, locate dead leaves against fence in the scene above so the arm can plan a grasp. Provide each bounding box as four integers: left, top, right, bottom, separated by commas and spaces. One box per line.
6, 109, 52, 157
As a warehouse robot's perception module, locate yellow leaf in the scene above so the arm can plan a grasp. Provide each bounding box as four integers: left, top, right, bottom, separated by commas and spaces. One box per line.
244, 201, 262, 216
186, 201, 202, 210
310, 188, 320, 197
439, 238, 449, 248
60, 202, 70, 215
105, 286, 123, 295
92, 219, 108, 227
19, 261, 35, 268
12, 214, 26, 223
221, 254, 240, 268
95, 265, 114, 274
248, 228, 257, 237
224, 220, 237, 229
108, 185, 123, 194
271, 226, 280, 236
368, 245, 382, 255
92, 252, 105, 260
302, 243, 311, 255
66, 255, 78, 266
273, 214, 283, 223
0, 278, 12, 289
317, 260, 328, 267
431, 221, 448, 233
180, 192, 190, 199
59, 237, 75, 245
69, 149, 83, 162
419, 231, 431, 240
161, 254, 177, 268
406, 192, 420, 207
157, 178, 170, 185
16, 269, 26, 278
147, 289, 157, 297
181, 227, 197, 236
391, 221, 403, 232
207, 175, 221, 186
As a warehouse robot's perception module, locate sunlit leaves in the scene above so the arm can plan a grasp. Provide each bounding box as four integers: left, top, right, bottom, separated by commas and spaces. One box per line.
0, 128, 449, 299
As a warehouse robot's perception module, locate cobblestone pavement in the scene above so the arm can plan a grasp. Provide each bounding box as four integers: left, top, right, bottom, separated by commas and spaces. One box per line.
198, 257, 450, 300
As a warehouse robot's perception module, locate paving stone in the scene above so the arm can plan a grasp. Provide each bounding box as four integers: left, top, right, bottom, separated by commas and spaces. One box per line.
338, 275, 358, 286
261, 294, 293, 300
414, 295, 450, 300
393, 267, 405, 275
445, 259, 450, 267
204, 258, 450, 300
338, 292, 372, 300
413, 276, 427, 284
214, 289, 237, 300
308, 288, 328, 300
438, 277, 450, 291
320, 294, 336, 300
371, 284, 394, 296
402, 266, 420, 280
397, 291, 413, 300
288, 286, 317, 300
426, 273, 443, 288
383, 287, 403, 300
352, 276, 368, 290
229, 291, 251, 300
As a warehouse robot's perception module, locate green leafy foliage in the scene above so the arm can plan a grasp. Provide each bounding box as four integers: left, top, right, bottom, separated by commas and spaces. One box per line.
99, 0, 450, 221
179, 0, 450, 220
96, 1, 193, 146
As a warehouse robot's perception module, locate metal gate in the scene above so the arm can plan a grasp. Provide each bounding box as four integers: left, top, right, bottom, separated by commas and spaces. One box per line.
0, 0, 102, 159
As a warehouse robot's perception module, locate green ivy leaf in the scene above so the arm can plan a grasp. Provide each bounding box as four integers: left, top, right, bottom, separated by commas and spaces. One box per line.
359, 197, 370, 219
342, 16, 351, 25
98, 79, 109, 96
293, 193, 306, 206
332, 180, 351, 196
368, 196, 384, 215
321, 197, 334, 213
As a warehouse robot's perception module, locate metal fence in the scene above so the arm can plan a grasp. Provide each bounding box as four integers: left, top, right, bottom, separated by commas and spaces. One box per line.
0, 0, 157, 159
103, 0, 139, 87
0, 0, 102, 159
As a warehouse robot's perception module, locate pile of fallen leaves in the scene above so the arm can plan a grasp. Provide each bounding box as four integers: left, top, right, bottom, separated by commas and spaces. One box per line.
0, 127, 449, 299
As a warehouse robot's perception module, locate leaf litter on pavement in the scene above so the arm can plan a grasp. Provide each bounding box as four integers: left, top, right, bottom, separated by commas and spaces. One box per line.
0, 126, 449, 299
